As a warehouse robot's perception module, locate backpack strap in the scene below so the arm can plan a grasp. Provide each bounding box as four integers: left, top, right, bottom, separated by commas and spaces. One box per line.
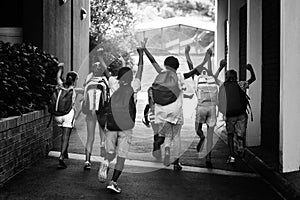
245, 94, 254, 121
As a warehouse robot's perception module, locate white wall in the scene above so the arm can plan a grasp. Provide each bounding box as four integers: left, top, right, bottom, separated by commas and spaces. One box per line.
246, 0, 262, 146
280, 0, 300, 172
215, 0, 228, 80
228, 0, 246, 72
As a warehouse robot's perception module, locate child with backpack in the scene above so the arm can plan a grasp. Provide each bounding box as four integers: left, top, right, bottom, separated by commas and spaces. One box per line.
48, 63, 83, 169
97, 46, 144, 194
143, 43, 210, 170
217, 64, 256, 164
143, 87, 165, 160
185, 46, 224, 168
81, 62, 110, 170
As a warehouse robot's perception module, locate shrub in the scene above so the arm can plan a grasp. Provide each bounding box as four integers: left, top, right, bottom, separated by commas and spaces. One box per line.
0, 41, 59, 119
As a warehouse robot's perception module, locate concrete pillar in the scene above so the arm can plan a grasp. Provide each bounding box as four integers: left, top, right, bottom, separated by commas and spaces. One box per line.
246, 0, 262, 146
73, 0, 90, 88
215, 0, 228, 80
280, 0, 300, 172
228, 0, 246, 72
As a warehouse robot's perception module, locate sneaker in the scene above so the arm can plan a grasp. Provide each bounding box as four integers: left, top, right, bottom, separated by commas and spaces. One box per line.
226, 156, 235, 164
107, 181, 121, 193
57, 159, 67, 169
196, 136, 205, 152
98, 160, 109, 183
83, 161, 91, 170
173, 162, 183, 171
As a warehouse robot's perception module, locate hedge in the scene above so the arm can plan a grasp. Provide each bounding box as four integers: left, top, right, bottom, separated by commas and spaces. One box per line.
0, 41, 59, 119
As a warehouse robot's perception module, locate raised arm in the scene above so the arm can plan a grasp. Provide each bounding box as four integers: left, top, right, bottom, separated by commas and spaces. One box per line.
245, 64, 256, 85
185, 45, 194, 71
135, 47, 144, 80
207, 48, 213, 75
118, 54, 126, 68
98, 55, 111, 79
183, 50, 210, 79
56, 63, 64, 86
214, 59, 226, 78
143, 38, 163, 73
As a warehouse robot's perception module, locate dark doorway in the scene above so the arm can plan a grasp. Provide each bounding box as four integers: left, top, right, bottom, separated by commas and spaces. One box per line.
239, 4, 247, 81
261, 0, 280, 170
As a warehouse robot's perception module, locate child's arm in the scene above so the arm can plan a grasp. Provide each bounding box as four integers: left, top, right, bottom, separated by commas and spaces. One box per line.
213, 59, 226, 85
98, 55, 111, 79
206, 49, 213, 76
245, 64, 256, 85
135, 47, 144, 80
185, 45, 194, 71
183, 50, 210, 79
143, 38, 163, 73
56, 63, 64, 86
118, 54, 126, 68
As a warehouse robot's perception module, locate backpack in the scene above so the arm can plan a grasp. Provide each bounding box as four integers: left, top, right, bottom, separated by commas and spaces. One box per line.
152, 70, 180, 106
106, 84, 136, 131
48, 86, 74, 116
82, 77, 109, 115
196, 75, 218, 105
218, 81, 252, 118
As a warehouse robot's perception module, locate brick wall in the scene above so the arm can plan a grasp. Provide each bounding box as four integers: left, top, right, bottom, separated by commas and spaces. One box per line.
0, 110, 54, 186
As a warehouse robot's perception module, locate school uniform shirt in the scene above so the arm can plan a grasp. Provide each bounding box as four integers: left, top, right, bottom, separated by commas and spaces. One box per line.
154, 72, 186, 125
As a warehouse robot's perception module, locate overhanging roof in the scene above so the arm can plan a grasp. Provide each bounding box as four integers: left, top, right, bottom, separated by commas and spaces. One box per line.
134, 17, 215, 32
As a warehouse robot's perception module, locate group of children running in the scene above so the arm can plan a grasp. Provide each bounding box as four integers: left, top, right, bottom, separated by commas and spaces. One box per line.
50, 38, 256, 194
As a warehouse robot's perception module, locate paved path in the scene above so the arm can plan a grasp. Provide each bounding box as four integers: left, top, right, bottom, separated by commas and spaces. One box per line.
0, 157, 283, 200
53, 94, 251, 173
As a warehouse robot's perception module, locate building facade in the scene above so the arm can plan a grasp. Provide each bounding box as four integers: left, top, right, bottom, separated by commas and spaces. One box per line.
0, 0, 90, 87
216, 0, 300, 172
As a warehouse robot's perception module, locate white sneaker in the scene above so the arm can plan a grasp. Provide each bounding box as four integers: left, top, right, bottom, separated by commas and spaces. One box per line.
107, 181, 121, 193
83, 161, 91, 170
98, 160, 109, 183
226, 156, 236, 164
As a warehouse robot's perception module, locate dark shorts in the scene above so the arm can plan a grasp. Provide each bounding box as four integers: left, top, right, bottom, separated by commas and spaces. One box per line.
226, 113, 248, 138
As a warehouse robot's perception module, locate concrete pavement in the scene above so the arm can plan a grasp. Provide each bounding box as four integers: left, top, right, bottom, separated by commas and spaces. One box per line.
0, 157, 283, 200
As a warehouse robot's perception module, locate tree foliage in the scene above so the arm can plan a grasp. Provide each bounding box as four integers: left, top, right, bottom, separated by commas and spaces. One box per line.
90, 0, 136, 68
0, 42, 59, 118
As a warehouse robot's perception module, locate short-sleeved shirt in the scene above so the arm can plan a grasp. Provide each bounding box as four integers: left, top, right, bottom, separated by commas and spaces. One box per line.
108, 76, 141, 102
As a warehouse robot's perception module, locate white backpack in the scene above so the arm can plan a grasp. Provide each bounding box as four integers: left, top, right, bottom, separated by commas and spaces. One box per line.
196, 75, 218, 105
82, 77, 109, 114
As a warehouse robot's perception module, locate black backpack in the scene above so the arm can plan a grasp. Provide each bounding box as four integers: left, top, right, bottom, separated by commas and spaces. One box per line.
218, 81, 252, 119
152, 70, 180, 106
48, 86, 74, 116
106, 84, 136, 131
